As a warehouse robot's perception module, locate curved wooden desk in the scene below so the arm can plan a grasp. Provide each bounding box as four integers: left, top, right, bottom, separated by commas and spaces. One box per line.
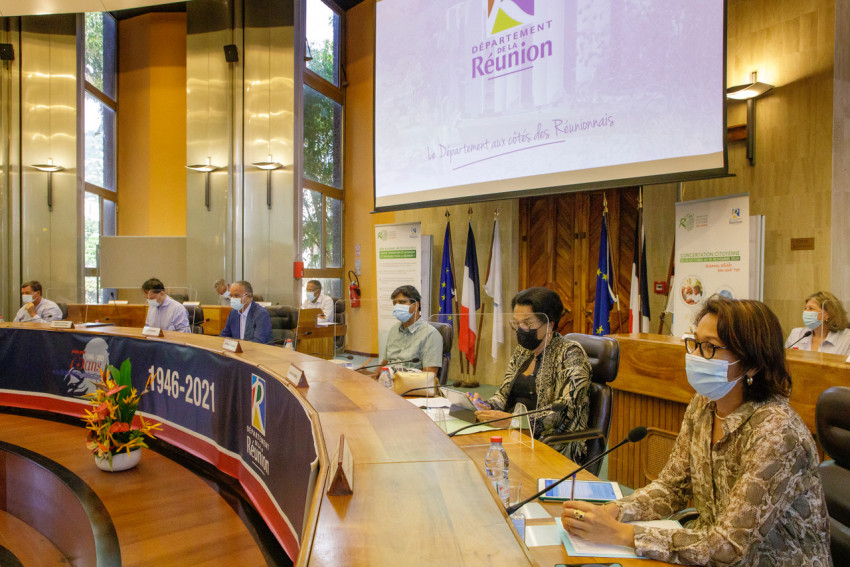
0, 323, 531, 565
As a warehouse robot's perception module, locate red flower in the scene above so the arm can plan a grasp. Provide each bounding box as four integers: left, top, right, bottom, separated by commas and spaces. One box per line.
109, 422, 130, 433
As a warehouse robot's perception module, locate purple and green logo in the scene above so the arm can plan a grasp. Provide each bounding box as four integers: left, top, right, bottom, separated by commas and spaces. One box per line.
488, 0, 535, 35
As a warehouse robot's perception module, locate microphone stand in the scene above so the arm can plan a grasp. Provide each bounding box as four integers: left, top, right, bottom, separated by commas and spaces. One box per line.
354, 358, 420, 371
787, 329, 813, 349
506, 426, 648, 515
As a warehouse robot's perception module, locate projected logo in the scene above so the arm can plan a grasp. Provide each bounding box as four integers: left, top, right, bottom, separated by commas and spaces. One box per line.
488, 0, 534, 35
251, 374, 266, 435
729, 208, 743, 224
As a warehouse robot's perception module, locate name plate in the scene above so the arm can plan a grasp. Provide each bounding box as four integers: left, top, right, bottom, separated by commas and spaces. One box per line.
108, 300, 128, 305
183, 301, 200, 306
50, 320, 74, 329
222, 338, 243, 353
287, 364, 309, 388
256, 301, 272, 307
327, 434, 354, 496
142, 326, 164, 337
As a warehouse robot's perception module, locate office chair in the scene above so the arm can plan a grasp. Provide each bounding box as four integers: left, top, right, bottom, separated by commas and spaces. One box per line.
539, 333, 619, 477
57, 302, 69, 320
333, 298, 345, 349
642, 427, 678, 484
429, 322, 453, 385
266, 306, 298, 346
184, 304, 205, 334
816, 386, 850, 564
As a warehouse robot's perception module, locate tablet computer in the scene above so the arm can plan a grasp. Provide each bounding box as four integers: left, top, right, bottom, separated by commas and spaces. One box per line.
537, 478, 623, 502
440, 387, 478, 411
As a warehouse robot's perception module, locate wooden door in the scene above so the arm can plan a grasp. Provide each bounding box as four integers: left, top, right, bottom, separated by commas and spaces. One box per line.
519, 187, 639, 335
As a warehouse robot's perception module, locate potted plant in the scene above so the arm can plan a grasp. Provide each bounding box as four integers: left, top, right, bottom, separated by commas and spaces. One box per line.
81, 359, 162, 472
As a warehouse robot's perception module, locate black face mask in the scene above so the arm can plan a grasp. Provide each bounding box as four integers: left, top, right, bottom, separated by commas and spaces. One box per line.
516, 327, 543, 350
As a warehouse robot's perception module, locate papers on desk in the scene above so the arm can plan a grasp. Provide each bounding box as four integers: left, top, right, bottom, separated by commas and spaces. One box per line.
559, 519, 682, 558
406, 397, 452, 408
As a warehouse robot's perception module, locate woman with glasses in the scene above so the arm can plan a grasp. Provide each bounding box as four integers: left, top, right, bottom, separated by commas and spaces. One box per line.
561, 296, 830, 566
469, 287, 592, 463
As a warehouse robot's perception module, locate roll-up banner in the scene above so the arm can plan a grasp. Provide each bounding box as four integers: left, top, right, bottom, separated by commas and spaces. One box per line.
672, 194, 750, 336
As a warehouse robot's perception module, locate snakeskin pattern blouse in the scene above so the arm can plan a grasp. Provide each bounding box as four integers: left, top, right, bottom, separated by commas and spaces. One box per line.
615, 393, 831, 566
487, 333, 591, 463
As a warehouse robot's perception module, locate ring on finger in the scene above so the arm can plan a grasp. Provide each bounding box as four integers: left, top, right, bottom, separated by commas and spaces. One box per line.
573, 509, 585, 521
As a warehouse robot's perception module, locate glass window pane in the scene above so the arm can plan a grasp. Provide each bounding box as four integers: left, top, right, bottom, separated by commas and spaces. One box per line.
324, 196, 341, 268
301, 278, 342, 300
85, 276, 99, 304
302, 189, 323, 269
85, 13, 117, 99
303, 85, 342, 189
84, 93, 116, 190
102, 198, 116, 236
84, 192, 100, 269
306, 0, 340, 85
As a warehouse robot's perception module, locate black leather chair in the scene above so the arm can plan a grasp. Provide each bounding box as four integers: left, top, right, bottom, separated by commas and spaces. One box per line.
266, 306, 298, 346
332, 298, 345, 349
816, 386, 850, 564
170, 293, 189, 303
429, 322, 453, 385
540, 332, 619, 476
57, 302, 69, 320
184, 305, 205, 334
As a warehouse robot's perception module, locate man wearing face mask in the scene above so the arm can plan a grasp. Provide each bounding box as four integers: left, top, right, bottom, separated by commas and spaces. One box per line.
468, 287, 592, 463
13, 280, 63, 322
560, 296, 829, 567
301, 280, 334, 322
785, 290, 850, 355
141, 278, 190, 333
220, 280, 272, 344
214, 279, 231, 305
378, 285, 442, 374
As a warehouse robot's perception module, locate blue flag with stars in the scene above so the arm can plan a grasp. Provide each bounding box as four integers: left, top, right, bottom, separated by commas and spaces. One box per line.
438, 221, 456, 327
593, 216, 617, 335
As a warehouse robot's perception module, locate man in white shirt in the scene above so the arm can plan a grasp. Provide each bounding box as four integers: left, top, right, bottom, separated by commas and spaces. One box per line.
142, 277, 190, 333
302, 279, 335, 322
13, 280, 63, 322
214, 278, 231, 306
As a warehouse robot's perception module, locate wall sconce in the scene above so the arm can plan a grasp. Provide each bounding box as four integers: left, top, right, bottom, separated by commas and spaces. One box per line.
31, 158, 64, 211
186, 157, 220, 211
726, 71, 775, 166
251, 155, 283, 209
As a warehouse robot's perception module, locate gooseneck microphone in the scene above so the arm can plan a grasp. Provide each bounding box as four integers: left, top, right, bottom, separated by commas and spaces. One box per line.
787, 329, 813, 349
505, 426, 648, 515
447, 401, 568, 438
354, 358, 420, 371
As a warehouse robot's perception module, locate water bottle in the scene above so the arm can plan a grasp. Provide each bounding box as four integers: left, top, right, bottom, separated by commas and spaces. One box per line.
378, 366, 393, 390
484, 436, 509, 505
284, 338, 293, 350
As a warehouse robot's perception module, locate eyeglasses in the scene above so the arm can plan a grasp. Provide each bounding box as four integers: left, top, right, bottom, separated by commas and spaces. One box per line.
509, 319, 543, 331
684, 337, 729, 360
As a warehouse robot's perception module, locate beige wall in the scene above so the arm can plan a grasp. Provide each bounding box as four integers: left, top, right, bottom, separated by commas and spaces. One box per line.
118, 13, 187, 237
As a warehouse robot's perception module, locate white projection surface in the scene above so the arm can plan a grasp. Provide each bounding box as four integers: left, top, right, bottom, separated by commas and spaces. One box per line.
374, 0, 726, 210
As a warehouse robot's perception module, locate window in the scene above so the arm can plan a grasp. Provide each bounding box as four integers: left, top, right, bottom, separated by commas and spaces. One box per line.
82, 12, 118, 303
301, 0, 344, 300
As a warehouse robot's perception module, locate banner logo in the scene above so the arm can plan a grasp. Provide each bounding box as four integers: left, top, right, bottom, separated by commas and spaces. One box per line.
679, 213, 695, 231
488, 0, 535, 35
251, 374, 266, 435
61, 337, 109, 396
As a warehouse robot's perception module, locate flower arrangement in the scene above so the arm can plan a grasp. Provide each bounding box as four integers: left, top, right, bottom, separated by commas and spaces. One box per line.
82, 359, 161, 466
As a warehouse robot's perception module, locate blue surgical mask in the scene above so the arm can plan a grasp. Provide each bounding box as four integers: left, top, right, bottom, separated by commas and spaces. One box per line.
147, 298, 159, 308
685, 353, 742, 401
230, 297, 243, 310
802, 311, 822, 330
307, 291, 317, 302
222, 290, 230, 299
393, 304, 413, 323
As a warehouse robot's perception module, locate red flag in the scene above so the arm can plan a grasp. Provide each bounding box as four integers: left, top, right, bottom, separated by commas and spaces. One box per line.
458, 222, 481, 365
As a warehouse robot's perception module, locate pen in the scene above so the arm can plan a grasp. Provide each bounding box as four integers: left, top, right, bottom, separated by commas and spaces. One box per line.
570, 473, 576, 501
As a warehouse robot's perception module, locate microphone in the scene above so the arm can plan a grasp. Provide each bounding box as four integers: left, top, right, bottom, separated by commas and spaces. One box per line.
506, 426, 648, 515
400, 385, 440, 396
108, 291, 120, 324
448, 401, 567, 438
788, 330, 813, 349
354, 358, 420, 371
309, 353, 354, 359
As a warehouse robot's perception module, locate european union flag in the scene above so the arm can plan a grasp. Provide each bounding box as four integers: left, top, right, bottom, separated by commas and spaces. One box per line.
593, 216, 617, 336
438, 221, 456, 326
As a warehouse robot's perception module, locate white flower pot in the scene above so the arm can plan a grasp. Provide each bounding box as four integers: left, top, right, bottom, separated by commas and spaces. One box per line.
95, 449, 141, 472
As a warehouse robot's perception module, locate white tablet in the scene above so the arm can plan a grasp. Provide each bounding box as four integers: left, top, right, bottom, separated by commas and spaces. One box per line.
537, 478, 623, 502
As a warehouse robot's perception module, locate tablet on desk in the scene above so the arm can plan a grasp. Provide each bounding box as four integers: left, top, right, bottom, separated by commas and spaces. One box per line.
440, 387, 477, 411
537, 478, 622, 502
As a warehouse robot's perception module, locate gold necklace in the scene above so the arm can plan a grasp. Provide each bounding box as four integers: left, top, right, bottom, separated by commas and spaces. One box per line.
715, 410, 729, 421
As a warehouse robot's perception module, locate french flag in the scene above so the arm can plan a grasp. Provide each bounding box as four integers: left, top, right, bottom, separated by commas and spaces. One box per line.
459, 222, 481, 366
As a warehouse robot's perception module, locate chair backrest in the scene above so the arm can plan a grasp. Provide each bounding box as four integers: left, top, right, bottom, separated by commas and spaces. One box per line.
57, 302, 69, 320
429, 322, 453, 385
266, 306, 299, 346
641, 427, 678, 484
563, 333, 619, 475
332, 298, 345, 349
816, 386, 850, 564
184, 305, 205, 334
170, 293, 189, 303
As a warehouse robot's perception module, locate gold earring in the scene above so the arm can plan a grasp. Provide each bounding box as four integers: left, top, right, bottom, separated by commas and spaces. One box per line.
746, 375, 753, 386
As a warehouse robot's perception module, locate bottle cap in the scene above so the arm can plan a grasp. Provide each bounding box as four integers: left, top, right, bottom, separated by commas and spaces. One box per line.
490, 436, 502, 443
381, 366, 390, 371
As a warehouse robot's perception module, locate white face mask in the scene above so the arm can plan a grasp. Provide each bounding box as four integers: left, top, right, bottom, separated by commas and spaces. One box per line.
21, 294, 33, 304
802, 310, 822, 330
230, 297, 244, 310
222, 290, 230, 299
685, 353, 742, 401
147, 298, 160, 308
306, 291, 318, 302
393, 304, 413, 323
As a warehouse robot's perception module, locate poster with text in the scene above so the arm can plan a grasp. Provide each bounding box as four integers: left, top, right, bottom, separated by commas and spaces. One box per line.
672, 194, 750, 336
375, 223, 423, 357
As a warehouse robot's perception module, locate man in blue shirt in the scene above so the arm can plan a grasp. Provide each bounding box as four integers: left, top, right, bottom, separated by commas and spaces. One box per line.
220, 280, 272, 344
142, 277, 190, 333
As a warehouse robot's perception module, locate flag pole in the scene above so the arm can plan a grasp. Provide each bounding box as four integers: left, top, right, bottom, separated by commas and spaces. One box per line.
460, 208, 480, 388
603, 195, 625, 333
445, 211, 466, 385
637, 188, 645, 333
472, 214, 496, 378
657, 244, 675, 334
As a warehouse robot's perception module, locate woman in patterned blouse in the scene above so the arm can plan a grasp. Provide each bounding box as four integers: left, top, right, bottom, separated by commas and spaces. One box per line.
561, 296, 831, 566
469, 287, 592, 464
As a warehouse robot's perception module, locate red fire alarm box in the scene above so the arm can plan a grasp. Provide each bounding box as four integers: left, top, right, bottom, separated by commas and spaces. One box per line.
294, 261, 304, 279
654, 281, 668, 294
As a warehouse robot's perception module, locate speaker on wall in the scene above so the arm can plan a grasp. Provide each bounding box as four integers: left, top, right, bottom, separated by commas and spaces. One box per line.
223, 44, 238, 63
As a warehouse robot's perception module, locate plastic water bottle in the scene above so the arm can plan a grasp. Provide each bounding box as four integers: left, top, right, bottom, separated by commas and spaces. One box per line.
378, 366, 393, 390
284, 338, 293, 350
484, 436, 510, 505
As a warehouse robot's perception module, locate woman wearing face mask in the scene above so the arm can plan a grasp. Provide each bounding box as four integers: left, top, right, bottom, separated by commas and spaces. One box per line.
561, 296, 830, 567
469, 287, 592, 463
785, 290, 850, 355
